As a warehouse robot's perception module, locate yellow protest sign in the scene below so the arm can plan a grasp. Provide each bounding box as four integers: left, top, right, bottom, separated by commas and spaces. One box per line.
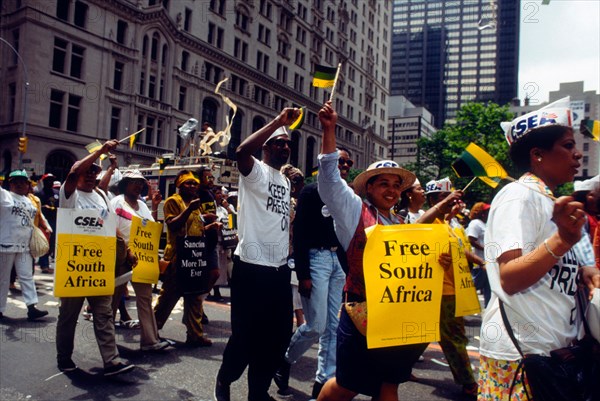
450, 227, 481, 317
130, 216, 162, 284
363, 224, 448, 349
54, 209, 116, 297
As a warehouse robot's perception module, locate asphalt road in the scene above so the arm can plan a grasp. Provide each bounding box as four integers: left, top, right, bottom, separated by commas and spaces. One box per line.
1, 266, 482, 401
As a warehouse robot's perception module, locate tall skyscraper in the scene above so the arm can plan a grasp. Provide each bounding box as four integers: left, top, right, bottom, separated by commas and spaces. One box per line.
390, 0, 520, 127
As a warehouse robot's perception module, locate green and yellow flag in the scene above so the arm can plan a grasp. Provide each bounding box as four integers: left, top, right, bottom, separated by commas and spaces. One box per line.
85, 140, 107, 160
581, 119, 600, 142
312, 64, 337, 88
289, 107, 305, 130
452, 143, 508, 187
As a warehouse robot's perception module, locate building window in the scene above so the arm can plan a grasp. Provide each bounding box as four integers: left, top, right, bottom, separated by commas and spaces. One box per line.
258, 24, 271, 46
9, 83, 16, 122
149, 75, 156, 99
210, 0, 226, 16
110, 107, 121, 139
293, 73, 304, 92
184, 8, 192, 31
116, 20, 127, 44
234, 38, 248, 61
113, 61, 124, 90
52, 38, 67, 74
151, 34, 158, 61
276, 63, 288, 83
294, 49, 305, 68
256, 51, 269, 73
583, 143, 589, 152
181, 51, 189, 71
139, 72, 145, 95
12, 29, 19, 65
236, 9, 249, 32
49, 90, 64, 128
208, 23, 224, 48
70, 44, 84, 78
66, 94, 82, 132
56, 0, 69, 21
231, 75, 247, 96
73, 1, 88, 28
52, 38, 85, 79
277, 37, 289, 58
178, 86, 187, 111
259, 0, 272, 18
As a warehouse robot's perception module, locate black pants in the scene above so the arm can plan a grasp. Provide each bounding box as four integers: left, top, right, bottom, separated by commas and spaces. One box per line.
218, 257, 292, 401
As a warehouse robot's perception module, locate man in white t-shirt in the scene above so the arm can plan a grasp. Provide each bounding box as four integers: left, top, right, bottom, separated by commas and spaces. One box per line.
56, 139, 135, 377
215, 107, 301, 401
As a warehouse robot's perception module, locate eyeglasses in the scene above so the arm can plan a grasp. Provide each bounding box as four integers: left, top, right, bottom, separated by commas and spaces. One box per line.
270, 139, 292, 147
338, 158, 354, 167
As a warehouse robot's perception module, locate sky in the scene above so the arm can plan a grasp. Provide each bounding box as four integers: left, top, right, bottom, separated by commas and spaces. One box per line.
518, 0, 600, 105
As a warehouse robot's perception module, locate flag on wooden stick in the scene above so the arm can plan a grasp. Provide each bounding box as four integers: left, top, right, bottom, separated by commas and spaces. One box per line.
581, 119, 599, 142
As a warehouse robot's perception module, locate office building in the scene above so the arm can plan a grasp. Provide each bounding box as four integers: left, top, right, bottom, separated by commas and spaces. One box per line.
0, 0, 392, 178
388, 95, 435, 167
390, 0, 519, 127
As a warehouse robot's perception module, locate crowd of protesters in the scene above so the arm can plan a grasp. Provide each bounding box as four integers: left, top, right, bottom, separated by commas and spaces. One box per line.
1, 99, 599, 400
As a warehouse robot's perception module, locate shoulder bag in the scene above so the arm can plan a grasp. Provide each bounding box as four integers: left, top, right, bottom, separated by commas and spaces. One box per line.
500, 292, 600, 401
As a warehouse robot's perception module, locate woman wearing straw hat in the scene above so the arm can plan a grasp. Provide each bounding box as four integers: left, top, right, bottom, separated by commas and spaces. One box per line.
478, 99, 600, 399
315, 102, 458, 401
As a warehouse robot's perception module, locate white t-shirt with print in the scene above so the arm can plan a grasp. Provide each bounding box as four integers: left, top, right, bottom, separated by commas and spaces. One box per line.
0, 187, 36, 251
234, 158, 290, 267
110, 195, 153, 244
59, 186, 112, 215
480, 181, 579, 359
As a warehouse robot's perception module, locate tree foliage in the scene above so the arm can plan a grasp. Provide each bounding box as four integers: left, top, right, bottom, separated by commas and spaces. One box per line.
401, 101, 516, 205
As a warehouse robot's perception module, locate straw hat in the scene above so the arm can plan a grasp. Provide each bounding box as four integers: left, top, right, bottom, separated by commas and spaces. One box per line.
353, 160, 416, 197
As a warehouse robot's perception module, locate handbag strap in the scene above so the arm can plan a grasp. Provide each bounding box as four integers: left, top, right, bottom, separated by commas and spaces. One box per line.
499, 300, 532, 401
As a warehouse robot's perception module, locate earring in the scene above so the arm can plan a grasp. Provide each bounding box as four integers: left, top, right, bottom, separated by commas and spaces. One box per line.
408, 196, 412, 201
537, 157, 542, 162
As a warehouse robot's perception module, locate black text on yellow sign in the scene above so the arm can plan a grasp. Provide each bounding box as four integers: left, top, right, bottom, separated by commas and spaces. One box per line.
363, 224, 449, 349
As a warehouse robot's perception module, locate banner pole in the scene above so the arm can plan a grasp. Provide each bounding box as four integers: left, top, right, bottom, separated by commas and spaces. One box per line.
328, 63, 342, 103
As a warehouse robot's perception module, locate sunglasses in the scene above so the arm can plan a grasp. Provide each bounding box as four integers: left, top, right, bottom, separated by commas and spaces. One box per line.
338, 158, 354, 167
270, 139, 292, 147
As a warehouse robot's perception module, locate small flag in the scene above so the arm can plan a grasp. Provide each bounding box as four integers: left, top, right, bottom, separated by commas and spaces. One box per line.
129, 130, 141, 149
478, 176, 502, 188
289, 107, 306, 130
312, 64, 337, 88
452, 143, 508, 181
581, 119, 600, 141
158, 158, 166, 175
85, 140, 107, 160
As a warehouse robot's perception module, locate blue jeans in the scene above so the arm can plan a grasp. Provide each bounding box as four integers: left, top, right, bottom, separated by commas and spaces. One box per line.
285, 248, 346, 384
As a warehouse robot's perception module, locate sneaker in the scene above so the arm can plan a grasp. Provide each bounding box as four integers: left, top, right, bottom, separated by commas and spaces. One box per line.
273, 361, 291, 391
104, 362, 135, 376
186, 336, 213, 347
58, 359, 78, 372
214, 375, 231, 401
27, 306, 49, 321
141, 340, 170, 352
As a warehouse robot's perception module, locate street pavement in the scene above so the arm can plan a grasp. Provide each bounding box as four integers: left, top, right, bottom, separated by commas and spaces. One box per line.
1, 266, 482, 401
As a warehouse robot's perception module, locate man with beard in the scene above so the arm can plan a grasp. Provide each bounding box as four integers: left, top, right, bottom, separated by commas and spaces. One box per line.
214, 107, 300, 401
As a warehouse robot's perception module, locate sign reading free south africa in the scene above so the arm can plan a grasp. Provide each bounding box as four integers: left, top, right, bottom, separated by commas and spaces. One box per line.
363, 224, 448, 349
54, 209, 117, 297
130, 215, 162, 284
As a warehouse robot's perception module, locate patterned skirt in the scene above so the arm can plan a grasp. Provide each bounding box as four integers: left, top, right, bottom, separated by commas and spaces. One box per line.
477, 355, 532, 400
